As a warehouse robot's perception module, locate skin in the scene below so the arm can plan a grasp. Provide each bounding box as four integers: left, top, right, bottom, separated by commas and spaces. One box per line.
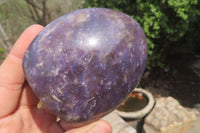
0, 24, 112, 133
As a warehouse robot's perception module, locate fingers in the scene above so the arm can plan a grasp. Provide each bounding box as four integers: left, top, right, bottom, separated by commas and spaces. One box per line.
59, 120, 112, 133
18, 82, 39, 108
0, 24, 43, 118
0, 24, 43, 86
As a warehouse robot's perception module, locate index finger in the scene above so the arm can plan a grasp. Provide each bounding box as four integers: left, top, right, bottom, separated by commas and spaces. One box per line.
0, 24, 43, 117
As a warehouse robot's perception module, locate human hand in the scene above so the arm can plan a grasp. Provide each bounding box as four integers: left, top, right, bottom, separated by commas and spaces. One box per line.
0, 25, 112, 133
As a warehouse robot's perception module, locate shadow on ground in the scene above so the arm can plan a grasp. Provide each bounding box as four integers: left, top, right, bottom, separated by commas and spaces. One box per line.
143, 54, 200, 108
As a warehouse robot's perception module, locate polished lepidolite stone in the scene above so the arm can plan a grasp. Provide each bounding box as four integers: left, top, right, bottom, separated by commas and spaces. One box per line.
23, 8, 147, 126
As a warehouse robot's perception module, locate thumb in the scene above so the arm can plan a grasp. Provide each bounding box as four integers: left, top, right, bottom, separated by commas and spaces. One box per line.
59, 120, 112, 133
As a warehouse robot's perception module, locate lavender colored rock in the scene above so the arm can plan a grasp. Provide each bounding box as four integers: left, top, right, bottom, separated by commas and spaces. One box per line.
23, 8, 147, 126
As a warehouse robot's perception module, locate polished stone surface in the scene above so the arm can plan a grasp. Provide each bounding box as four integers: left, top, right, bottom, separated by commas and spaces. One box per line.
23, 8, 147, 126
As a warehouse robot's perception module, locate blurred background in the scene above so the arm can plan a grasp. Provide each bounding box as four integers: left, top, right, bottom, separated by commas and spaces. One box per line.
0, 0, 199, 108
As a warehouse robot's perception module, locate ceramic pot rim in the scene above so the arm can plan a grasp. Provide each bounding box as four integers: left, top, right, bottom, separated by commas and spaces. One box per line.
116, 88, 155, 119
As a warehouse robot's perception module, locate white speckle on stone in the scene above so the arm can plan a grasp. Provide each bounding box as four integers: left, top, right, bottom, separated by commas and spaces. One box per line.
42, 98, 45, 102
36, 62, 43, 67
84, 57, 87, 61
57, 88, 63, 94
87, 97, 96, 107
141, 40, 144, 45
100, 80, 104, 85
106, 81, 112, 86
48, 67, 60, 77
123, 74, 127, 83
30, 68, 37, 76
60, 82, 68, 90
73, 78, 78, 84
52, 95, 62, 103
48, 47, 52, 51
58, 45, 63, 52
127, 43, 132, 48
119, 51, 123, 56
108, 87, 112, 90
48, 35, 52, 39
55, 68, 59, 76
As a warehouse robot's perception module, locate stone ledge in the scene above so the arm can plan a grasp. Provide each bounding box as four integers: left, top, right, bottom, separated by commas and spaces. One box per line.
144, 97, 197, 133
103, 111, 136, 133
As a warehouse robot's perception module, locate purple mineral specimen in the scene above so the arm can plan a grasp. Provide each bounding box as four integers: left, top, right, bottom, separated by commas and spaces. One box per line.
23, 8, 147, 126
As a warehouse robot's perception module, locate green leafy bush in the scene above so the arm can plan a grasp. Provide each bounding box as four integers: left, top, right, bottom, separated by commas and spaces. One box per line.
83, 0, 200, 69
0, 47, 5, 61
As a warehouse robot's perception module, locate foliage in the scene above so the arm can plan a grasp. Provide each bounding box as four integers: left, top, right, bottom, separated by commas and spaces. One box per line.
0, 47, 5, 61
83, 0, 200, 69
0, 0, 84, 55
24, 0, 84, 26
0, 0, 34, 44
24, 0, 50, 26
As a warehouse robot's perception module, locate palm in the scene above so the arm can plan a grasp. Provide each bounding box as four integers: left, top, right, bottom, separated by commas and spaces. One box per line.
0, 92, 62, 133
0, 49, 63, 133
